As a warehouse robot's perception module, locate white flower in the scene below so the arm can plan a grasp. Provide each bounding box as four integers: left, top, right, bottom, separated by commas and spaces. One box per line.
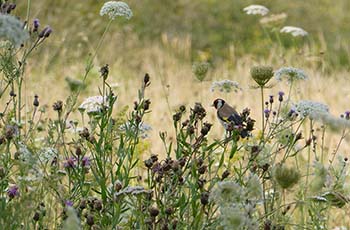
100, 1, 133, 20
62, 206, 81, 230
243, 5, 269, 16
0, 14, 29, 47
274, 67, 308, 82
78, 96, 108, 115
119, 122, 152, 139
210, 181, 243, 205
246, 174, 262, 199
39, 147, 57, 163
221, 206, 246, 229
210, 80, 242, 93
280, 26, 308, 37
333, 227, 347, 230
293, 100, 329, 118
260, 13, 287, 25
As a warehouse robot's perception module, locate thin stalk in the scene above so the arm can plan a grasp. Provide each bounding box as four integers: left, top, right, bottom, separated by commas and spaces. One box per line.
261, 86, 265, 140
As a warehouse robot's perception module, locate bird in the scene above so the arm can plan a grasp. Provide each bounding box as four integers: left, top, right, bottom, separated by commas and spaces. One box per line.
212, 98, 248, 138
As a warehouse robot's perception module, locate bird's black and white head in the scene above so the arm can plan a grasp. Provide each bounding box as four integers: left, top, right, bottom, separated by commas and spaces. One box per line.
212, 98, 225, 109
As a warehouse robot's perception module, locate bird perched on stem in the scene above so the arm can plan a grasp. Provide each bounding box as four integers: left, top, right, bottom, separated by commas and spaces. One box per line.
212, 98, 247, 138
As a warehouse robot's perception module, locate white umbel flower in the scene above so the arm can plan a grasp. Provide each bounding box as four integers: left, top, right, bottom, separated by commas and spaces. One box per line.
293, 100, 329, 119
0, 14, 29, 47
210, 80, 242, 93
100, 1, 133, 20
243, 5, 269, 16
280, 26, 308, 37
78, 96, 108, 115
62, 206, 81, 230
274, 67, 308, 82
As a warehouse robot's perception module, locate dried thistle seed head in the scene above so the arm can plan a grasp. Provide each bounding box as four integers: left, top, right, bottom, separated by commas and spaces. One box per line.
250, 66, 273, 87
52, 100, 63, 112
79, 199, 87, 210
86, 215, 94, 226
33, 212, 40, 222
198, 165, 207, 174
33, 95, 39, 107
100, 64, 109, 80
144, 158, 154, 169
221, 170, 230, 180
200, 192, 209, 205
143, 99, 151, 111
143, 73, 150, 87
149, 206, 159, 217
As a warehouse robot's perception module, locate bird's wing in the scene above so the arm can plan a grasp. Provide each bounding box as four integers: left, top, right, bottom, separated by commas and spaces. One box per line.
218, 104, 243, 125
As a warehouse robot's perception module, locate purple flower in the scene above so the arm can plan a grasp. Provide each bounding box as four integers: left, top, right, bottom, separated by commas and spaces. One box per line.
64, 157, 76, 168
82, 156, 90, 168
264, 109, 270, 118
345, 111, 350, 120
278, 91, 285, 102
7, 185, 19, 199
33, 19, 40, 32
39, 26, 53, 38
65, 200, 73, 207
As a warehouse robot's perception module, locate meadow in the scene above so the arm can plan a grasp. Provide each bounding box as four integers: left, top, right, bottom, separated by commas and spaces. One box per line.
1, 0, 350, 229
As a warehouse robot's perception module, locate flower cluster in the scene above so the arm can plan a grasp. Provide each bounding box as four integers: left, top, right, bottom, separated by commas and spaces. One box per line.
100, 1, 133, 20
78, 95, 109, 115
293, 100, 329, 119
274, 67, 308, 83
0, 14, 29, 47
280, 26, 308, 37
243, 5, 269, 16
210, 80, 241, 93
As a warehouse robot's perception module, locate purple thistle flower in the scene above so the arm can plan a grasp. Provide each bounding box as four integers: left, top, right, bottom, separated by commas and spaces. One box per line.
39, 26, 52, 38
33, 19, 40, 32
345, 111, 350, 120
65, 200, 73, 207
7, 185, 19, 199
82, 156, 90, 168
64, 157, 76, 168
278, 91, 285, 102
264, 109, 270, 118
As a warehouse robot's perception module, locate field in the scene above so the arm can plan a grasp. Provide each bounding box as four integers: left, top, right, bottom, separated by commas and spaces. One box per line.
1, 0, 350, 229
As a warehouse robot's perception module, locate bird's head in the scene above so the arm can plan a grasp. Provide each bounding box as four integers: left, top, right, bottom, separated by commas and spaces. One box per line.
212, 98, 225, 109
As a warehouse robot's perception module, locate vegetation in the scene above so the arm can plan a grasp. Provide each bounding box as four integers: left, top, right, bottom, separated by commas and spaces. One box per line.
1, 0, 350, 229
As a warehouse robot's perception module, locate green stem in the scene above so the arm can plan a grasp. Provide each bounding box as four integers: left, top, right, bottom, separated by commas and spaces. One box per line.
261, 86, 265, 140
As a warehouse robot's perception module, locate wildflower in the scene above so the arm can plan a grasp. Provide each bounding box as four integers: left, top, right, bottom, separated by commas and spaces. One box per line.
33, 19, 40, 32
210, 181, 243, 205
293, 100, 329, 119
192, 62, 210, 81
280, 26, 308, 37
246, 174, 262, 199
0, 14, 29, 47
260, 13, 287, 26
100, 1, 133, 20
210, 80, 241, 93
52, 100, 63, 112
274, 67, 308, 83
250, 66, 274, 87
119, 122, 152, 139
62, 206, 81, 230
65, 200, 74, 207
64, 157, 77, 168
78, 96, 108, 115
221, 206, 246, 229
7, 185, 19, 198
310, 162, 329, 192
149, 206, 160, 217
39, 147, 57, 163
243, 5, 269, 16
278, 91, 284, 102
100, 64, 109, 80
81, 156, 90, 168
273, 164, 300, 189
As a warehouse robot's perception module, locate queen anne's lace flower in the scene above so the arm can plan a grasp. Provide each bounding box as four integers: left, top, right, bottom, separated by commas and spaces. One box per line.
0, 14, 29, 47
293, 100, 329, 118
280, 26, 308, 37
274, 67, 308, 82
210, 80, 241, 93
243, 5, 269, 16
100, 1, 133, 20
78, 96, 108, 115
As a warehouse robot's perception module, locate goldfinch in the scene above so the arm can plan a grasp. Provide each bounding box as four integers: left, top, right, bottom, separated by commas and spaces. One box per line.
212, 98, 242, 129
212, 98, 252, 138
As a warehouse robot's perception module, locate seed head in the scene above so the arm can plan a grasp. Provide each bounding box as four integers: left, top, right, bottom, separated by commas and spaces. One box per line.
52, 100, 63, 112
250, 66, 274, 87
